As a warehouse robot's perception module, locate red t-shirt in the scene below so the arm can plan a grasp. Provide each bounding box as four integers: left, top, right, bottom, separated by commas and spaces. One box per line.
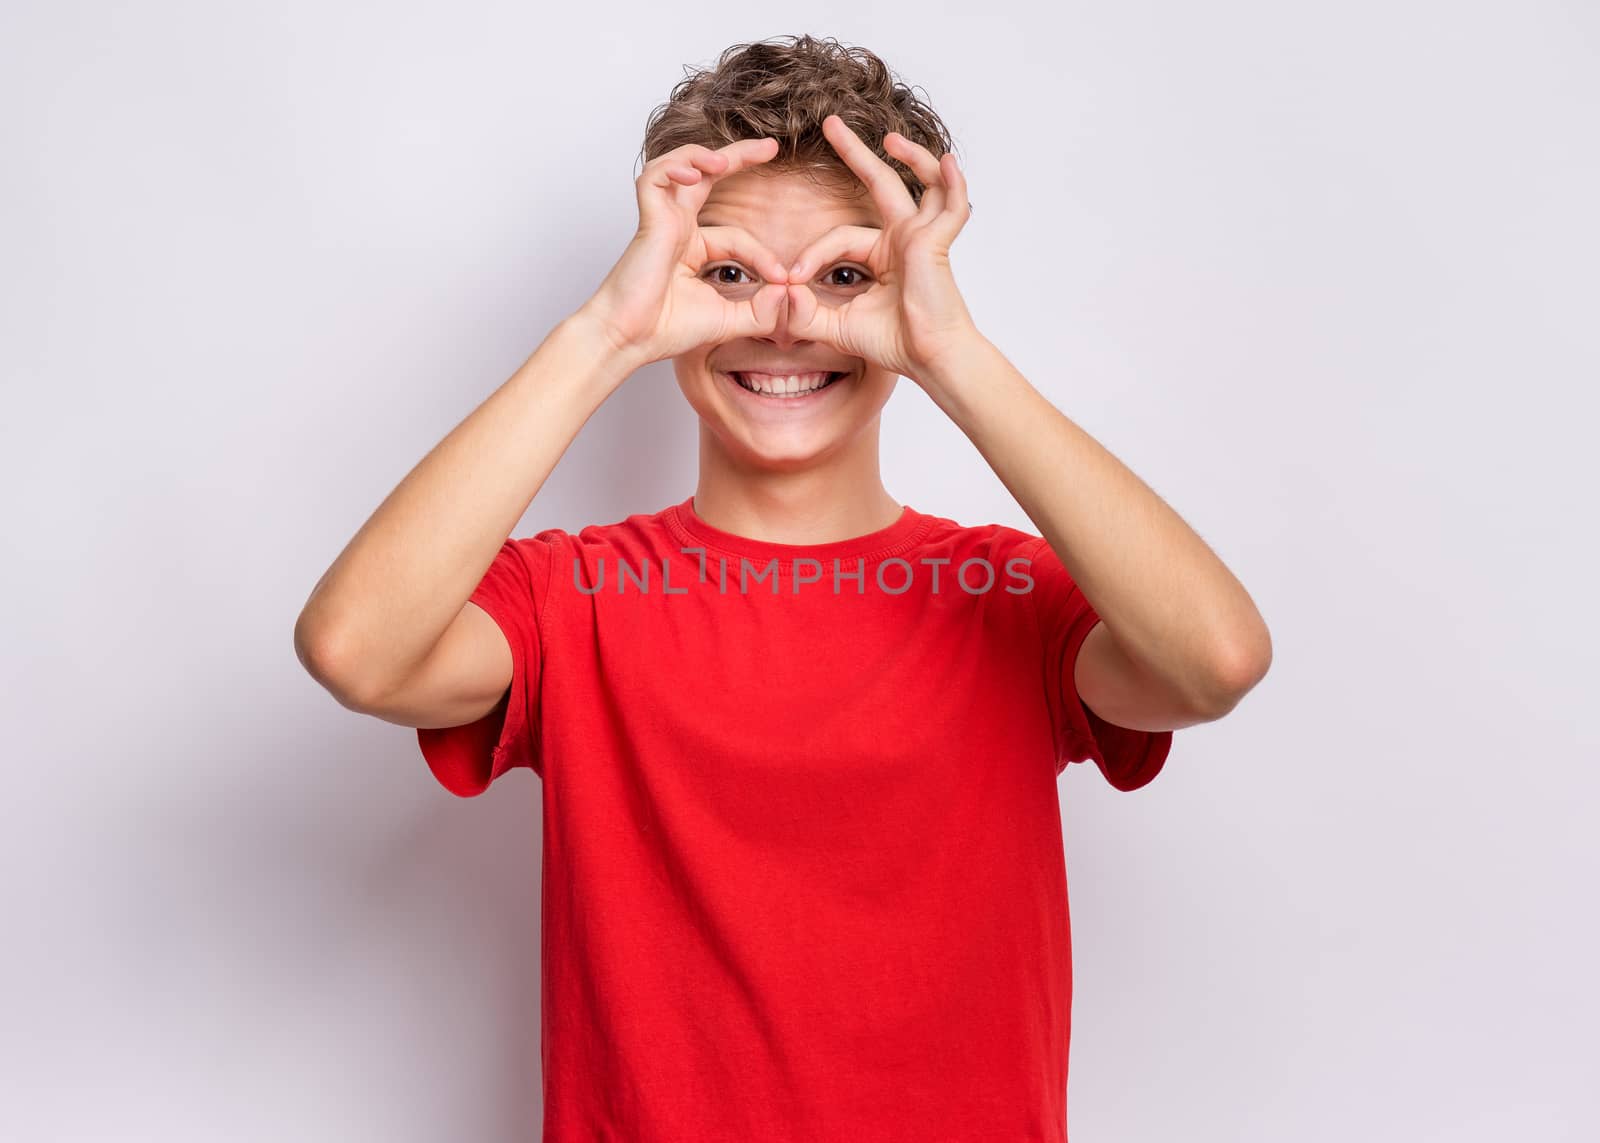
417, 495, 1173, 1142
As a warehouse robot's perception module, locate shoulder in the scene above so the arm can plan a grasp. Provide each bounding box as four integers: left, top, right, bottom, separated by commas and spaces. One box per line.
509, 501, 694, 592
511, 501, 677, 552
910, 508, 1045, 567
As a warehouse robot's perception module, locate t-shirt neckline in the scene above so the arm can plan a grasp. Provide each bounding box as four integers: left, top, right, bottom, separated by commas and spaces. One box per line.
667, 495, 933, 566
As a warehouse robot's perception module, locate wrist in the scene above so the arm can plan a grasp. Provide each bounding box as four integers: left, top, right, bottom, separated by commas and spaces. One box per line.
916, 329, 997, 398
519, 310, 640, 409
566, 303, 653, 376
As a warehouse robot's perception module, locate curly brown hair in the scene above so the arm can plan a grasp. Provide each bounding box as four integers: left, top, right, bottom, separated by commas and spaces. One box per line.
638, 34, 958, 209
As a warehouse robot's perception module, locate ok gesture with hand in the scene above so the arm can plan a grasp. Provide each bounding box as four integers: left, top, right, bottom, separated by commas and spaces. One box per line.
582, 137, 795, 368
780, 115, 981, 385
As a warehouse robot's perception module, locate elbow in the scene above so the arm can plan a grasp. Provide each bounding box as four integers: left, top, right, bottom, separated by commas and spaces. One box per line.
1195, 626, 1273, 720
294, 613, 385, 713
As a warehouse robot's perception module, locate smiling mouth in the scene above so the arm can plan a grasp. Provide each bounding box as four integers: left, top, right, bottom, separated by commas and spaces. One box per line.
726, 371, 848, 399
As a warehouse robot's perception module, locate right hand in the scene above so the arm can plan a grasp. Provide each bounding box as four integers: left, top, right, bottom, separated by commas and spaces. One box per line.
578, 138, 793, 368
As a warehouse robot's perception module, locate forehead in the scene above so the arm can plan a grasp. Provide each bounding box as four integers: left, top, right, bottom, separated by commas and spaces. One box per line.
697, 169, 881, 251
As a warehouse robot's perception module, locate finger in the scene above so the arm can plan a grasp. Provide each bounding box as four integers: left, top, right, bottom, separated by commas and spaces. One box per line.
697, 224, 792, 285
726, 282, 790, 339
819, 114, 919, 226
783, 281, 842, 351
648, 136, 777, 187
638, 138, 780, 223
883, 131, 948, 219
677, 137, 782, 213
883, 139, 970, 249
922, 150, 972, 247
785, 224, 881, 287
643, 146, 727, 192
711, 135, 783, 177
661, 163, 709, 188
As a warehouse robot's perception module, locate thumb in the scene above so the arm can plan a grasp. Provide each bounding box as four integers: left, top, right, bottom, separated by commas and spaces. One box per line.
727, 282, 789, 339
784, 282, 832, 346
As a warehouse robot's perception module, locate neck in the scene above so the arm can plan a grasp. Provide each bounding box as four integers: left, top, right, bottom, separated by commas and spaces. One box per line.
692, 420, 902, 544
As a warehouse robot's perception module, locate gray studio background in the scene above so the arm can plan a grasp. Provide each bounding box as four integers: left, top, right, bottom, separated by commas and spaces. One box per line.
3, 2, 1596, 1139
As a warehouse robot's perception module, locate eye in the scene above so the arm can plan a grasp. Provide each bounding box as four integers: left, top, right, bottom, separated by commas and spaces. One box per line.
822, 265, 872, 289
703, 263, 757, 286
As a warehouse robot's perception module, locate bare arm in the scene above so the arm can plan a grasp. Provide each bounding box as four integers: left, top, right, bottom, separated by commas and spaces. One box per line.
773, 118, 1270, 733
292, 312, 633, 724
923, 334, 1273, 726
293, 136, 796, 732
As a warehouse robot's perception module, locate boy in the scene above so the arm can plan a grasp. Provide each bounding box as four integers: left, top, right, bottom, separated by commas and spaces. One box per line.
295, 34, 1270, 1143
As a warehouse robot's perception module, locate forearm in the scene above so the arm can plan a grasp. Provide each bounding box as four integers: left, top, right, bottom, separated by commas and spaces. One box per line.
294, 310, 637, 701
920, 334, 1271, 711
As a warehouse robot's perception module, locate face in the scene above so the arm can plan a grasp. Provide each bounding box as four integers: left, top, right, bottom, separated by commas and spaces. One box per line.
674, 168, 898, 472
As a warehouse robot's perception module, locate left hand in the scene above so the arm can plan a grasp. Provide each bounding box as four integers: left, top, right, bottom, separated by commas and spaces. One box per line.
781, 114, 982, 384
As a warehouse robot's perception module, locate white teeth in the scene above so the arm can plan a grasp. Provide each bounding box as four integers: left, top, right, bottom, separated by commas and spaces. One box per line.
733, 371, 839, 398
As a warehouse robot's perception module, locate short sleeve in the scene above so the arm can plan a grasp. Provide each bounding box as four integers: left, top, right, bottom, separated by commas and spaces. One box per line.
1022, 535, 1173, 791
416, 534, 557, 797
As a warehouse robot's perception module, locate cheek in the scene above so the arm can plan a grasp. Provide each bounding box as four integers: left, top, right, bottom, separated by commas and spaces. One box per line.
861, 366, 900, 401
672, 357, 711, 389
672, 362, 727, 421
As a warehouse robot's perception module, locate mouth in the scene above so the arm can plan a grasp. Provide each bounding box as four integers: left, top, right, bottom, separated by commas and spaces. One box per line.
721, 370, 850, 401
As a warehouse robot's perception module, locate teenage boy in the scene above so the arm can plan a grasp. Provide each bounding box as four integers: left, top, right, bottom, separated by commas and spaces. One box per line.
295, 35, 1271, 1143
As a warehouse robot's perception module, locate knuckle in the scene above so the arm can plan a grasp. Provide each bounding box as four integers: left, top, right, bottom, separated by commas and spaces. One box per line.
641, 144, 704, 175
